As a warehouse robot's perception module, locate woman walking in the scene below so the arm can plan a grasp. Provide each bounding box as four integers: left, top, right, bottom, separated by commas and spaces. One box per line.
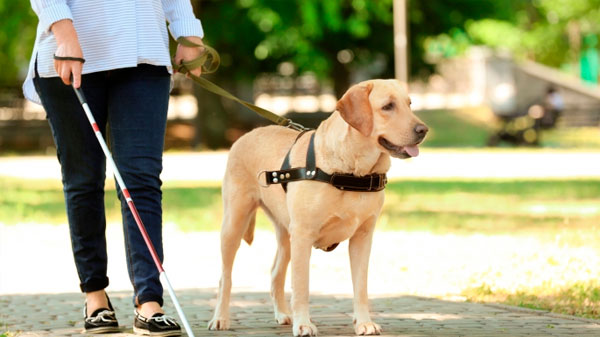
24, 1, 205, 335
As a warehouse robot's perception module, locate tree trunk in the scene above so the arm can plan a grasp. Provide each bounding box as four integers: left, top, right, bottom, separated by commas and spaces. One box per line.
332, 61, 350, 99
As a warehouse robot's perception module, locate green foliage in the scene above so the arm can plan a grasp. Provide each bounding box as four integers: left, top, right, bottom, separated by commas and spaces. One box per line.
195, 0, 530, 88
196, 0, 395, 82
466, 19, 523, 52
454, 0, 600, 69
423, 28, 472, 63
191, 0, 399, 147
189, 0, 533, 148
0, 1, 37, 87
6, 0, 575, 89
464, 15, 571, 68
538, 0, 600, 24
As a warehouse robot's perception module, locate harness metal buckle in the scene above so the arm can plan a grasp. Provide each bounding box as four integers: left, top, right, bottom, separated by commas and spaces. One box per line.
257, 171, 269, 188
378, 174, 387, 190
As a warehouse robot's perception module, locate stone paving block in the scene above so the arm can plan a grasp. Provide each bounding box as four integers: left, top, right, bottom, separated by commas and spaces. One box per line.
3, 290, 600, 336
16, 332, 51, 337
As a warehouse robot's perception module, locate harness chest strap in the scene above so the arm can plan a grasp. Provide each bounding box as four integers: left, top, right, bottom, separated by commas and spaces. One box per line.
264, 132, 387, 193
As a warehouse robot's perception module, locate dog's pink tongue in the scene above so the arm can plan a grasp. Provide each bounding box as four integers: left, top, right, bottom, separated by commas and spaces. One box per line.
404, 145, 419, 157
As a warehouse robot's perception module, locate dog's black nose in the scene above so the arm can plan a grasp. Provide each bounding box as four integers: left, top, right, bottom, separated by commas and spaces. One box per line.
414, 124, 429, 140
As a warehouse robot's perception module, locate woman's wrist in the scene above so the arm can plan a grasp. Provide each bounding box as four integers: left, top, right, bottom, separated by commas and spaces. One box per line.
51, 19, 79, 45
181, 36, 204, 47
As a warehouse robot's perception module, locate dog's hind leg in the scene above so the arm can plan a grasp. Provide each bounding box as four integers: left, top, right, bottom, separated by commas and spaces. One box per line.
270, 224, 292, 325
208, 194, 258, 331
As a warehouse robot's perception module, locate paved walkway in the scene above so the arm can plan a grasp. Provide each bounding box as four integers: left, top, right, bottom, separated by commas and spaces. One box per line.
3, 290, 600, 336
2, 226, 600, 336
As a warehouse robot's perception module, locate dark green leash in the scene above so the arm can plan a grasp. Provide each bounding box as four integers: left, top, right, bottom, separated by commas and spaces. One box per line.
174, 38, 389, 209
173, 37, 310, 132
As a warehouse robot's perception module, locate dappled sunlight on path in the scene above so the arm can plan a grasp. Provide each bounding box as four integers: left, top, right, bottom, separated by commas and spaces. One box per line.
2, 225, 598, 299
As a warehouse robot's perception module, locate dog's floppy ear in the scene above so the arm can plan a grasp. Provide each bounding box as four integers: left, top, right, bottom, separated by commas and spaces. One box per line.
336, 82, 374, 136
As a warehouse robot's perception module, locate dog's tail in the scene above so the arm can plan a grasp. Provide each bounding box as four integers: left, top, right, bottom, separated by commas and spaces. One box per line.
243, 210, 257, 245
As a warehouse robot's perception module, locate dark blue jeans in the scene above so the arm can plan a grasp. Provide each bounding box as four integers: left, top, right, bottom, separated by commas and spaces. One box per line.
33, 64, 170, 307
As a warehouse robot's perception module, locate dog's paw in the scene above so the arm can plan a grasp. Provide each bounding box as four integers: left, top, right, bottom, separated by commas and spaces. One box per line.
207, 317, 230, 331
354, 321, 381, 335
275, 311, 292, 325
293, 321, 318, 336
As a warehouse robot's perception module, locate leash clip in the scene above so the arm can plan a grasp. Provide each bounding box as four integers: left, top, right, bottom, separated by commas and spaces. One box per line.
287, 120, 310, 132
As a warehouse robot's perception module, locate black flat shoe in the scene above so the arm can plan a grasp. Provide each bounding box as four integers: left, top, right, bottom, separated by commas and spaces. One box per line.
133, 311, 181, 336
83, 296, 120, 333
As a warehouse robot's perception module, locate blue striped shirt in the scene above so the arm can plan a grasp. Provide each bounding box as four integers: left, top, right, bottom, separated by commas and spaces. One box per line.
24, 0, 204, 104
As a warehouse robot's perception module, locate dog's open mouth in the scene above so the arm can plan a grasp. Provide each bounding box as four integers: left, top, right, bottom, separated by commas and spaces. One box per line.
378, 137, 420, 158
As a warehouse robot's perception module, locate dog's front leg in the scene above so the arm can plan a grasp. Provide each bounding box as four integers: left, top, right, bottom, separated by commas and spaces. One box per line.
349, 217, 381, 336
290, 229, 318, 336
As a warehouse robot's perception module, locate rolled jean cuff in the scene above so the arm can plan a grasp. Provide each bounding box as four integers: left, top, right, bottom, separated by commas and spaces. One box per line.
137, 293, 164, 307
80, 276, 109, 293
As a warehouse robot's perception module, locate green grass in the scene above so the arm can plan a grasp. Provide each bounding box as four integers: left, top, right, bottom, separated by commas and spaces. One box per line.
416, 108, 600, 149
0, 318, 16, 337
2, 177, 599, 243
0, 178, 224, 231
380, 179, 600, 246
464, 281, 600, 319
541, 127, 600, 148
416, 109, 493, 148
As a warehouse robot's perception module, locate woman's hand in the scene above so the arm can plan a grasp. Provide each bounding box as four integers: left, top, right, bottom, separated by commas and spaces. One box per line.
51, 19, 84, 88
174, 36, 204, 78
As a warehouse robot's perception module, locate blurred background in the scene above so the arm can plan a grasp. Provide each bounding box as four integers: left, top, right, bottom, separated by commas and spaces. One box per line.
2, 0, 600, 150
1, 0, 600, 326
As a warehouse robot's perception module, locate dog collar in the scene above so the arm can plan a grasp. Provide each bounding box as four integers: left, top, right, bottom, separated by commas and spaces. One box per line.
264, 131, 387, 193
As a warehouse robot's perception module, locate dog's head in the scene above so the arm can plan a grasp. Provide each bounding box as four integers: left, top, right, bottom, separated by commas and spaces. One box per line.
336, 79, 428, 159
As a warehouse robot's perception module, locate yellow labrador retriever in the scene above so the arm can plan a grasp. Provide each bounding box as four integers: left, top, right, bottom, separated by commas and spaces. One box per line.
208, 79, 428, 336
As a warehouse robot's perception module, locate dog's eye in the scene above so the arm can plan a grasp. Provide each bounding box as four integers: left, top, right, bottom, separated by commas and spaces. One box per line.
382, 102, 395, 111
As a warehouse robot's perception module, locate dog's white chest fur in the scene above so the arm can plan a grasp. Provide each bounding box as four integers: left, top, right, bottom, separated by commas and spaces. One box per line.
286, 185, 385, 250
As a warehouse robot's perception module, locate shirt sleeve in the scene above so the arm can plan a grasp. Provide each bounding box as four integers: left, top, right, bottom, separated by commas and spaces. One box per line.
30, 0, 73, 33
162, 0, 204, 39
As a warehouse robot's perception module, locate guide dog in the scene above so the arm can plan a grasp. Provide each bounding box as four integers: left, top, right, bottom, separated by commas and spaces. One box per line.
208, 79, 428, 336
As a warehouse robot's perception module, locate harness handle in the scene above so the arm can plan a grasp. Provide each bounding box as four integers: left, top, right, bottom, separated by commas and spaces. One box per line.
174, 37, 220, 74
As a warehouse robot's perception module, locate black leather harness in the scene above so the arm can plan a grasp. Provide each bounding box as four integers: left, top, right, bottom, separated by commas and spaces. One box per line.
264, 131, 388, 193
262, 130, 387, 253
